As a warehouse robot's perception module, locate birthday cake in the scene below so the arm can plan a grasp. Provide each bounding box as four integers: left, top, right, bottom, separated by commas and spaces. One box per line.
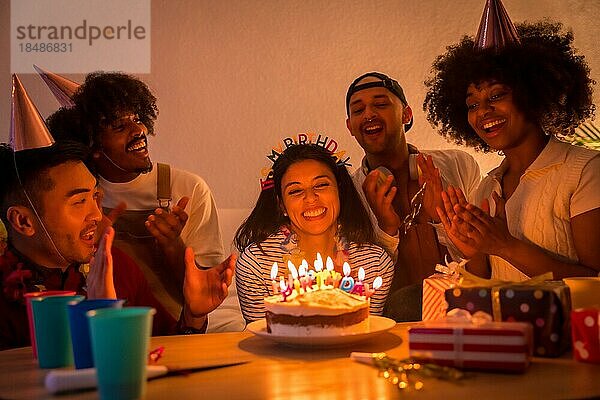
264, 288, 369, 336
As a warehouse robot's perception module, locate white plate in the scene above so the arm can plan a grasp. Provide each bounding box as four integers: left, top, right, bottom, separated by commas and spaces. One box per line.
246, 316, 396, 347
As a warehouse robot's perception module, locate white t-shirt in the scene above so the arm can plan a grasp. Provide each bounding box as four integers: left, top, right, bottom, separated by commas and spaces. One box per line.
100, 163, 245, 332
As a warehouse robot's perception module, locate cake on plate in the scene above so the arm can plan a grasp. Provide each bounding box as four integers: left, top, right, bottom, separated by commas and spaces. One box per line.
264, 287, 369, 336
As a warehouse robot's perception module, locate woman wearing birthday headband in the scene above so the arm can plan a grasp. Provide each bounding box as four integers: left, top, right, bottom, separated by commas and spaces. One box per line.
234, 143, 394, 323
423, 4, 600, 281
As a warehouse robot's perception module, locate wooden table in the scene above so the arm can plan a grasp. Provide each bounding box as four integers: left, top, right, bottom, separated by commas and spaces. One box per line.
1, 322, 599, 399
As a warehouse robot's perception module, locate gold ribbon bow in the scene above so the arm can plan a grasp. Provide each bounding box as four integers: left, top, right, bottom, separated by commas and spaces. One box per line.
455, 268, 554, 321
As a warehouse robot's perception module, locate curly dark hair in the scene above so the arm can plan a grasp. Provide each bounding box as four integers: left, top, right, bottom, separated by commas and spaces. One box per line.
423, 20, 595, 152
46, 107, 87, 145
71, 72, 158, 148
234, 144, 375, 252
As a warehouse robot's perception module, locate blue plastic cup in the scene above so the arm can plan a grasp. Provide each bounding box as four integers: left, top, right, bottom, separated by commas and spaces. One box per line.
68, 299, 125, 369
88, 307, 155, 400
30, 295, 85, 368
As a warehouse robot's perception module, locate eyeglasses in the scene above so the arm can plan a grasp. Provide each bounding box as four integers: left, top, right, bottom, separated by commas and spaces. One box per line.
401, 182, 426, 235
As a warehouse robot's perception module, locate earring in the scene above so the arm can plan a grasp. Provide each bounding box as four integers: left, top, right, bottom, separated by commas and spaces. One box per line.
283, 211, 288, 216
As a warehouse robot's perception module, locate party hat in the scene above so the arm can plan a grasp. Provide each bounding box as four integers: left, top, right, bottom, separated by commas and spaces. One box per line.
33, 64, 80, 108
10, 74, 55, 152
474, 0, 520, 51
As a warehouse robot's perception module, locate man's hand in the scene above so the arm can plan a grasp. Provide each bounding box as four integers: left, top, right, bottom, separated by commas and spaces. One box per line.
362, 169, 400, 236
145, 197, 190, 249
183, 248, 236, 318
145, 197, 190, 282
417, 153, 443, 223
87, 226, 117, 299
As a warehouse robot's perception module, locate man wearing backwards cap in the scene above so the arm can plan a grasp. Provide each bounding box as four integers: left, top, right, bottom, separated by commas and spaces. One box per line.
345, 72, 481, 321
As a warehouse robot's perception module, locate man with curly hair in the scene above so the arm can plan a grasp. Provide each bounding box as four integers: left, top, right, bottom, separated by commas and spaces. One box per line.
424, 20, 600, 280
48, 72, 244, 332
345, 72, 481, 321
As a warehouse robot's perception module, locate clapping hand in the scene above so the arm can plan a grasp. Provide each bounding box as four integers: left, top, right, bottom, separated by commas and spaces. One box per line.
145, 197, 190, 283
87, 226, 117, 299
452, 192, 514, 257
145, 197, 190, 252
437, 186, 479, 258
362, 169, 400, 236
183, 248, 236, 317
417, 153, 444, 223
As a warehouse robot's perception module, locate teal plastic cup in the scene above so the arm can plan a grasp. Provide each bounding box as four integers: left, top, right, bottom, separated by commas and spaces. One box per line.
24, 290, 75, 359
30, 295, 85, 368
87, 307, 155, 400
68, 299, 125, 369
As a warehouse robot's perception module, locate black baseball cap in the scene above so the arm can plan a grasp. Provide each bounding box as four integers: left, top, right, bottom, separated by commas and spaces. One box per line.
346, 72, 413, 132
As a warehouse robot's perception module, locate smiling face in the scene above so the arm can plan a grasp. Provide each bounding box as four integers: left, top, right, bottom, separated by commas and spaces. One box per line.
36, 161, 102, 266
95, 113, 152, 181
280, 159, 340, 241
346, 79, 412, 158
466, 81, 538, 152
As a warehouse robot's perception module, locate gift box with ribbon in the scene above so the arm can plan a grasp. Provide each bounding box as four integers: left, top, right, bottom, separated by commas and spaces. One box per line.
409, 309, 533, 373
444, 271, 571, 357
422, 258, 465, 321
571, 308, 600, 364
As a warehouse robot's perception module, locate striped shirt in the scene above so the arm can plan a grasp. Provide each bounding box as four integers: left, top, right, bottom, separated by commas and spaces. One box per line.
235, 230, 395, 323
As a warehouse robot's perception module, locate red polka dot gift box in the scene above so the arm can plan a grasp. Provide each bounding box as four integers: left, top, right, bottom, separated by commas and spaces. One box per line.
409, 309, 533, 373
445, 281, 571, 357
571, 309, 600, 364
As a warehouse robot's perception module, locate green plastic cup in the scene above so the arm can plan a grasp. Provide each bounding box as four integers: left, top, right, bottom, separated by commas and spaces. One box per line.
87, 307, 155, 400
24, 290, 76, 359
30, 295, 85, 368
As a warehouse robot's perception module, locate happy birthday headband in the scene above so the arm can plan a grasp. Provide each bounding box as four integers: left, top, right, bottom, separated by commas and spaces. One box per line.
259, 133, 352, 191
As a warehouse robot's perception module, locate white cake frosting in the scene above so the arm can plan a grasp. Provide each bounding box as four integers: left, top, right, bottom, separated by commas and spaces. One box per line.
264, 288, 370, 336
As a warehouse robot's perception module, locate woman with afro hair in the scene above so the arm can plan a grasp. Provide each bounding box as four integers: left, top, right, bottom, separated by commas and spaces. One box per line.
423, 20, 600, 281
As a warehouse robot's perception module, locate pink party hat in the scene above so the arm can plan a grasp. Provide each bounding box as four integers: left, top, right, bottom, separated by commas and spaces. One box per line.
10, 74, 55, 152
474, 0, 520, 51
33, 64, 80, 108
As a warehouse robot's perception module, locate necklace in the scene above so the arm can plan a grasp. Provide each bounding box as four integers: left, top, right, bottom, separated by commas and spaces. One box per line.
400, 181, 426, 235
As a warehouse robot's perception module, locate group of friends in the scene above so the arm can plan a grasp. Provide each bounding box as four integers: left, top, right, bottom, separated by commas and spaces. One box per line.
1, 3, 599, 350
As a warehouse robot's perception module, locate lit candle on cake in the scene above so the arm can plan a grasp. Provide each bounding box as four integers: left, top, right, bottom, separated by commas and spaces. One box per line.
307, 269, 316, 288
324, 257, 335, 286
279, 277, 292, 301
298, 263, 310, 292
340, 262, 355, 292
314, 253, 324, 271
301, 259, 309, 272
270, 262, 279, 295
366, 276, 383, 298
298, 263, 306, 277
314, 253, 324, 289
301, 259, 314, 289
351, 267, 365, 296
288, 261, 300, 294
